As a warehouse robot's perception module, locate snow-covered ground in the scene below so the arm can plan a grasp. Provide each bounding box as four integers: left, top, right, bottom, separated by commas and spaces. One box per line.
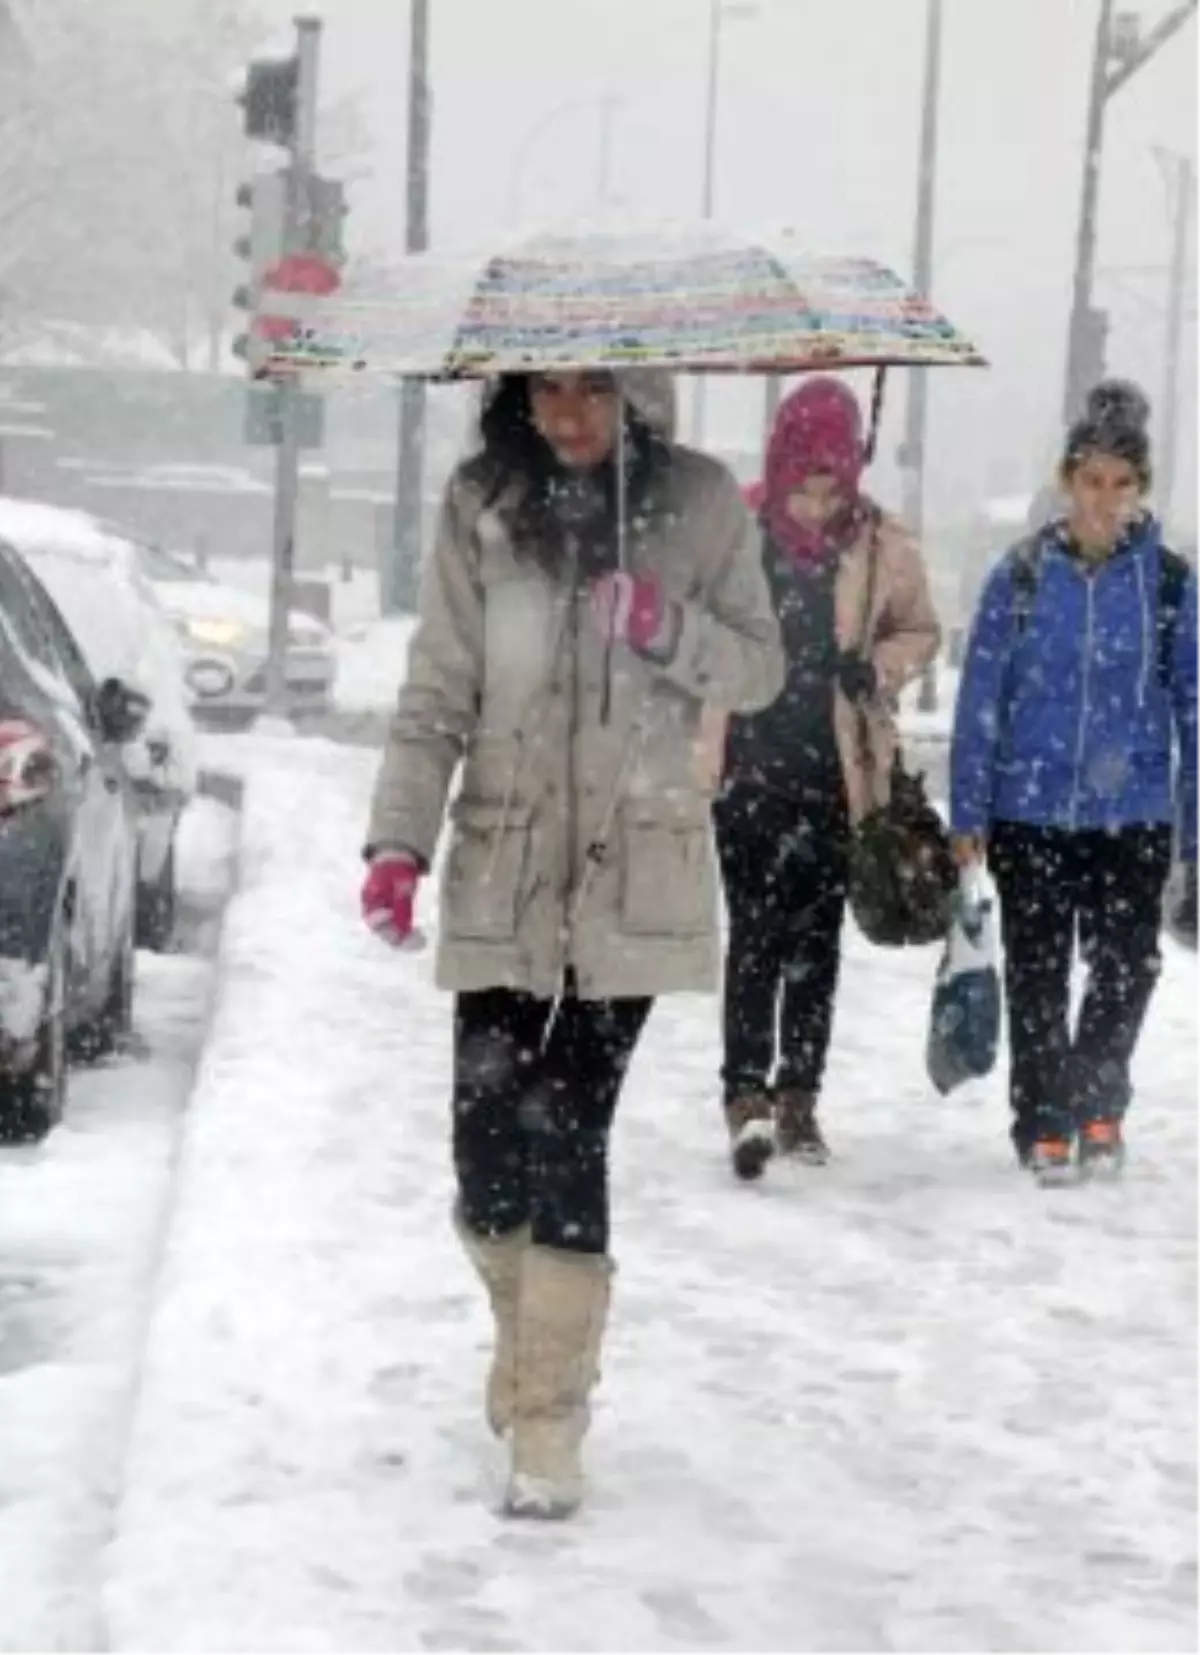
90, 731, 1196, 1654
334, 616, 415, 715
0, 793, 239, 1652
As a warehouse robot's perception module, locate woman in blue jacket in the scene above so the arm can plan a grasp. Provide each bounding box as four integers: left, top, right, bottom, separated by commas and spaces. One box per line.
951, 381, 1197, 1183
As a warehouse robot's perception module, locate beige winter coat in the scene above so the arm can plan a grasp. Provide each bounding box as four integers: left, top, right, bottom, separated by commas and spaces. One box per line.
367, 446, 784, 999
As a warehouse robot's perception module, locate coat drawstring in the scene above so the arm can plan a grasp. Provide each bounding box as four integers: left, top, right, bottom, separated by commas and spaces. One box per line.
600, 405, 628, 726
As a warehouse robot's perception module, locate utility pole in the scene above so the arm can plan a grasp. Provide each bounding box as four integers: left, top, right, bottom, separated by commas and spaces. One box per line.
902, 0, 942, 713
1158, 149, 1194, 529
208, 133, 228, 375
1063, 0, 1197, 425
384, 0, 431, 616
1063, 0, 1116, 427
762, 375, 782, 458
264, 15, 321, 720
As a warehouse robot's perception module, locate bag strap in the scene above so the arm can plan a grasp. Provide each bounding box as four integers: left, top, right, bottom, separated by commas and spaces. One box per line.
855, 508, 883, 655
852, 512, 884, 788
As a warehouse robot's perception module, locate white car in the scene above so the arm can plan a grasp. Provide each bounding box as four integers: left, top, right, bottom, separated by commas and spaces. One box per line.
134, 545, 337, 723
0, 497, 198, 951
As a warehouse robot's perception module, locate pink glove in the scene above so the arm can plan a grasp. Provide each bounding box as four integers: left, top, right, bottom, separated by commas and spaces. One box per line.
590, 571, 679, 660
361, 853, 421, 948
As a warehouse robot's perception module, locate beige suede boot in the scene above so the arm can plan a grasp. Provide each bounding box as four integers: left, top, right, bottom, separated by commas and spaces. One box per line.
453, 1207, 530, 1438
503, 1244, 612, 1520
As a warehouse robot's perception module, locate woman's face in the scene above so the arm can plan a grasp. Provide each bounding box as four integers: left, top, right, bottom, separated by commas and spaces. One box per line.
784, 472, 847, 529
1063, 451, 1144, 548
530, 372, 620, 469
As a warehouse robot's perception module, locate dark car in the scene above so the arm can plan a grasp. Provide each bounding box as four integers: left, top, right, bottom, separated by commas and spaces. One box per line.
0, 537, 148, 1142
0, 501, 200, 954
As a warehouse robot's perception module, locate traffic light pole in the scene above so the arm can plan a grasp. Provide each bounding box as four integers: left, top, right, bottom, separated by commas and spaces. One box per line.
384, 0, 431, 616
264, 15, 322, 721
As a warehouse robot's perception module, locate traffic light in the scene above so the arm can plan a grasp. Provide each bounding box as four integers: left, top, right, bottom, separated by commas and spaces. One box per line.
230, 167, 348, 376
231, 171, 287, 374
237, 55, 298, 145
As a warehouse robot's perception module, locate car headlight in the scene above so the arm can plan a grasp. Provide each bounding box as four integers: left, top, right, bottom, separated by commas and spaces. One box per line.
181, 617, 248, 648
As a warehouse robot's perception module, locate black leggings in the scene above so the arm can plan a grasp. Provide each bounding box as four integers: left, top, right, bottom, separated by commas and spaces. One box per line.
988, 822, 1172, 1150
452, 985, 652, 1255
714, 780, 849, 1102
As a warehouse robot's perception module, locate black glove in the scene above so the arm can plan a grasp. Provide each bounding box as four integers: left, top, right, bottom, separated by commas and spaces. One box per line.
836, 651, 877, 703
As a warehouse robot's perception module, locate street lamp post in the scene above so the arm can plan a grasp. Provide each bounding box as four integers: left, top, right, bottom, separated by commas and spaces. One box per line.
507, 95, 624, 225
691, 0, 758, 446
902, 0, 944, 712
596, 94, 618, 207
1062, 0, 1197, 424
700, 0, 722, 223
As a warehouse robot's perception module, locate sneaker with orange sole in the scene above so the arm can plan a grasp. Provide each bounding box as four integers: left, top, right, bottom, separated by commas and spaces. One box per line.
1078, 1118, 1125, 1179
1026, 1137, 1076, 1186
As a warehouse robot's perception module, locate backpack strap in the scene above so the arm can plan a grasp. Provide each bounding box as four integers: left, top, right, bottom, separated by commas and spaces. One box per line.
1157, 544, 1189, 690
1009, 534, 1044, 637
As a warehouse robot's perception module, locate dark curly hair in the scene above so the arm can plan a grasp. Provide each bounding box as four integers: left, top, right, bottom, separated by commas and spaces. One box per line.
462, 374, 672, 579
1062, 377, 1153, 489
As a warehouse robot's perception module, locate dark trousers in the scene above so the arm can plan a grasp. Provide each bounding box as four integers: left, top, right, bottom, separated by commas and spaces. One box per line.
988, 821, 1172, 1150
714, 780, 850, 1103
452, 984, 651, 1255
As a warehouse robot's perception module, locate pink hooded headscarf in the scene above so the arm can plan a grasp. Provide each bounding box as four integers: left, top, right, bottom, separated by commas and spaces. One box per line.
760, 377, 866, 562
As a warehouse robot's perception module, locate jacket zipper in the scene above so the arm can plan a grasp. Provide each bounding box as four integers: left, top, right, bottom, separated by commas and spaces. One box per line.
1069, 567, 1096, 828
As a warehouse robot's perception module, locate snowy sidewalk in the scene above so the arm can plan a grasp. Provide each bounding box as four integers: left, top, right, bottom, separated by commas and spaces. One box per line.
106, 734, 1196, 1653
0, 794, 238, 1653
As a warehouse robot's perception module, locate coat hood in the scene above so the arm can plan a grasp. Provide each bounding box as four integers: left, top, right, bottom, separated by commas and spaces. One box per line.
765, 376, 864, 504
476, 368, 677, 442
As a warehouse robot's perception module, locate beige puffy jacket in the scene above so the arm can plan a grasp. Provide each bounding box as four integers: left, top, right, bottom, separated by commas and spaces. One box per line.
367, 444, 784, 999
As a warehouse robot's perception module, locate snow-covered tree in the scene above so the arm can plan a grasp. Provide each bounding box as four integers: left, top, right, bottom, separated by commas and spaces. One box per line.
0, 0, 373, 369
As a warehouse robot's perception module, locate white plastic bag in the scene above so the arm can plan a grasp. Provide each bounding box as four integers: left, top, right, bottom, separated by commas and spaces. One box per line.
926, 867, 1001, 1096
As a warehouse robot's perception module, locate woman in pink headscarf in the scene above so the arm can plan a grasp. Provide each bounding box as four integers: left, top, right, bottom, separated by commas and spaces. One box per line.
716, 377, 940, 1180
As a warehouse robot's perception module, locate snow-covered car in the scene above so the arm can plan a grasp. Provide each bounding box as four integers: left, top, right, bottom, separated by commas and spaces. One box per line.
0, 533, 148, 1141
0, 499, 198, 951
135, 544, 337, 723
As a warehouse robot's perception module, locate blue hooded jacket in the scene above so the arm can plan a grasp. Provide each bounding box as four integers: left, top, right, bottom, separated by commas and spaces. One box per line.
950, 516, 1197, 860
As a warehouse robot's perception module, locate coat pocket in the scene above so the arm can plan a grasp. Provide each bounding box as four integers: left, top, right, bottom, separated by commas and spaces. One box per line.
442, 800, 535, 943
617, 798, 713, 939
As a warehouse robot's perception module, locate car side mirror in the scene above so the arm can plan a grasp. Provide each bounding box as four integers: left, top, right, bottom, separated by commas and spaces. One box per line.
95, 677, 151, 744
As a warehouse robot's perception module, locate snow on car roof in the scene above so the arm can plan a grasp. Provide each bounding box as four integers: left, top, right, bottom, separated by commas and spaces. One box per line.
0, 495, 116, 564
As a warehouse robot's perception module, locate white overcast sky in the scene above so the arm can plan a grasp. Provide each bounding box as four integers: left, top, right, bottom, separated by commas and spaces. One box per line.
258, 0, 1198, 526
